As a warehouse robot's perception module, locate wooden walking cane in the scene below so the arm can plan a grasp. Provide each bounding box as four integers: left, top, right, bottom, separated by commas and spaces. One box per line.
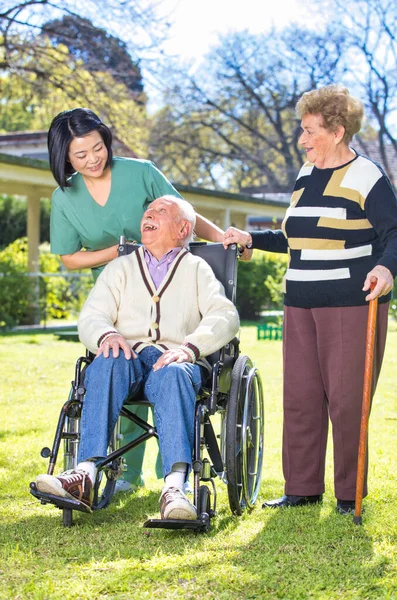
354, 281, 378, 525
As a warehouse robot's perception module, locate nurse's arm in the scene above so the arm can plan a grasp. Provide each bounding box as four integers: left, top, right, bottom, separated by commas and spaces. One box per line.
195, 213, 224, 242
194, 213, 252, 260
60, 245, 119, 270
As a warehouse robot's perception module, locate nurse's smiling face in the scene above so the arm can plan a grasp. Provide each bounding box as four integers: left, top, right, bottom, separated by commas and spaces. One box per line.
68, 130, 109, 179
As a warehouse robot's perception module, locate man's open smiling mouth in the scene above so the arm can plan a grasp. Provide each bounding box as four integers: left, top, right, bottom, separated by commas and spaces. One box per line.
142, 223, 158, 231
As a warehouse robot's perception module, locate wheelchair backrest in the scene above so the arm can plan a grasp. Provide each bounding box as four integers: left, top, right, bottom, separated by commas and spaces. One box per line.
118, 238, 238, 303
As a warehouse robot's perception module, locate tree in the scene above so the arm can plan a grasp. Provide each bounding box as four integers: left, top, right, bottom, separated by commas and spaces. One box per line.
151, 3, 397, 192
150, 27, 348, 193
0, 70, 36, 131
0, 1, 157, 152
324, 0, 397, 187
0, 40, 150, 153
0, 1, 169, 127
41, 15, 144, 96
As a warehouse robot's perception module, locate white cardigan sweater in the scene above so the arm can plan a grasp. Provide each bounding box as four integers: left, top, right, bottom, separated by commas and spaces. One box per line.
78, 247, 240, 362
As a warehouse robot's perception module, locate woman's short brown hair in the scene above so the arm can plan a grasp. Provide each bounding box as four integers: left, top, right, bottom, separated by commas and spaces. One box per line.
296, 85, 364, 144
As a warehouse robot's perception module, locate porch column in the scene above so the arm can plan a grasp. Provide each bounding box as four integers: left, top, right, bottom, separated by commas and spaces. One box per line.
27, 193, 41, 273
223, 207, 231, 230
27, 193, 41, 324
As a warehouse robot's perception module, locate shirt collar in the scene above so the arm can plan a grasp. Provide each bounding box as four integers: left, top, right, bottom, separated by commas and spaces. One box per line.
144, 246, 182, 265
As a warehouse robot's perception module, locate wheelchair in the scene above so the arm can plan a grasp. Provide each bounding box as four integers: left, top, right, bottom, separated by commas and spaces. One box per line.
30, 242, 264, 532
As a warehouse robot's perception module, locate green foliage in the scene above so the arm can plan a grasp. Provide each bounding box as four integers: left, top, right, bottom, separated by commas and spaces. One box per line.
0, 238, 32, 326
41, 15, 144, 95
0, 69, 36, 132
236, 250, 287, 320
0, 195, 51, 249
0, 38, 149, 155
0, 238, 91, 327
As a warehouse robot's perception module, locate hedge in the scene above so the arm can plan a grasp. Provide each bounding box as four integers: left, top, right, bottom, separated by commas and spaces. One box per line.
0, 238, 91, 328
236, 250, 287, 320
0, 195, 51, 249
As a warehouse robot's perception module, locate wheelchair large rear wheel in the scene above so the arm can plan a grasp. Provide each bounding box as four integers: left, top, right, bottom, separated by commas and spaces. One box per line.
225, 355, 264, 515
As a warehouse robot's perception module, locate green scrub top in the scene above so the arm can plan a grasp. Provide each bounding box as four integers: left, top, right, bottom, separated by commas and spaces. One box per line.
50, 157, 182, 280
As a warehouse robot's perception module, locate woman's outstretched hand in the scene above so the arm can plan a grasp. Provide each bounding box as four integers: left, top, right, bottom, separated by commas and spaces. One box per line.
223, 227, 253, 261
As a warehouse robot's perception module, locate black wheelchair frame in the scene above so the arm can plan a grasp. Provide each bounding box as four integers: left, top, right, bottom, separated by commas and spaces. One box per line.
30, 242, 264, 532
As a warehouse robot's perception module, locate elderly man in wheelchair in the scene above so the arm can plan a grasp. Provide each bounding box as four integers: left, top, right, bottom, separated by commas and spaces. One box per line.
31, 194, 264, 531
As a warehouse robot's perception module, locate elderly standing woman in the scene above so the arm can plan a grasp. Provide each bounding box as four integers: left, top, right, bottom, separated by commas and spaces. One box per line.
224, 84, 397, 514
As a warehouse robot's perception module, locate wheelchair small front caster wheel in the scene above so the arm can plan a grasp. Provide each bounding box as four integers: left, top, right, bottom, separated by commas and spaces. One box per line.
63, 508, 73, 527
40, 447, 51, 458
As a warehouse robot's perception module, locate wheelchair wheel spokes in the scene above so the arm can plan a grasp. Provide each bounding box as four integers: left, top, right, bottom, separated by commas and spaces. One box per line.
242, 367, 264, 508
225, 355, 249, 515
226, 355, 264, 515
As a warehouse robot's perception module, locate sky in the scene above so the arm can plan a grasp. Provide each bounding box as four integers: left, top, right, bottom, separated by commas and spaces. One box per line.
156, 0, 326, 65
145, 0, 328, 110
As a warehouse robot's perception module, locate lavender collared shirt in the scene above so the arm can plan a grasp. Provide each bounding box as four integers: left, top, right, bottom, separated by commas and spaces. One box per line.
144, 247, 183, 289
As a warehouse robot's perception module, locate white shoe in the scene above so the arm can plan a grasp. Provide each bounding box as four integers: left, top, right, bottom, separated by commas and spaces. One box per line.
36, 473, 65, 497
160, 486, 197, 520
114, 480, 138, 494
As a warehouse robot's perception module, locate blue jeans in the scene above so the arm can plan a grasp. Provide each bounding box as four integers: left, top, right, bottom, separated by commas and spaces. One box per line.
78, 346, 203, 479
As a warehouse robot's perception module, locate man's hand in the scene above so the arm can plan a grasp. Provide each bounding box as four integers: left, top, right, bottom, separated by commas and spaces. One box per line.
362, 265, 394, 301
153, 348, 192, 371
97, 333, 136, 360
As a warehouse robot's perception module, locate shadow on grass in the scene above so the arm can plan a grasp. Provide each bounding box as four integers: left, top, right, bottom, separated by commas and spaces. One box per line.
1, 473, 383, 599
6, 501, 376, 599
0, 481, 243, 561
227, 501, 377, 598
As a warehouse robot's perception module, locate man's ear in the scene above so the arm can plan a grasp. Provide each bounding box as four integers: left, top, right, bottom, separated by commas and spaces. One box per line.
178, 220, 191, 240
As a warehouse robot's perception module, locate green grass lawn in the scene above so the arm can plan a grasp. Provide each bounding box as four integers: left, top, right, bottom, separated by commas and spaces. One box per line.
1, 325, 397, 599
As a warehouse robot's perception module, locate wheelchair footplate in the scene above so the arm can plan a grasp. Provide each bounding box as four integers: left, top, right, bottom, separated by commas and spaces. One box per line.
29, 482, 93, 514
143, 515, 210, 532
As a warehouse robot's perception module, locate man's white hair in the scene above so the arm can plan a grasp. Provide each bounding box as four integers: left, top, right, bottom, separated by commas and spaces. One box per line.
160, 195, 196, 247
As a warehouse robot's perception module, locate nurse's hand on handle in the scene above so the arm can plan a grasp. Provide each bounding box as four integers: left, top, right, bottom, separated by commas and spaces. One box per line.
363, 265, 394, 301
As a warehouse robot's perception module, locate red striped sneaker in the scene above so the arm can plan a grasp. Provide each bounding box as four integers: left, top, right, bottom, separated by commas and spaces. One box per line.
36, 470, 93, 508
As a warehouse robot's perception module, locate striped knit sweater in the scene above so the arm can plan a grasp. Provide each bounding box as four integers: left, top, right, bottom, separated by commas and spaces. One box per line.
78, 246, 240, 362
250, 153, 397, 308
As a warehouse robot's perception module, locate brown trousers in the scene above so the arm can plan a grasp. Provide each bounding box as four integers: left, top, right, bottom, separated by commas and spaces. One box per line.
282, 303, 388, 500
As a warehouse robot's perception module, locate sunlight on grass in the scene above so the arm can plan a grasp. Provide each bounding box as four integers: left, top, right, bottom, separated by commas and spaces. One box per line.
1, 325, 397, 599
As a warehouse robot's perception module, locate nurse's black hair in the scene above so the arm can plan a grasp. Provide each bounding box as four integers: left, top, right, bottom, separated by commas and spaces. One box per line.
48, 108, 113, 189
